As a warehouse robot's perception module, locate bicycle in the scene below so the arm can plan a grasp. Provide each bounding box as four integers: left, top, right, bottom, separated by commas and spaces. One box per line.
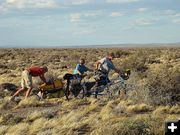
63, 73, 86, 100
90, 70, 131, 100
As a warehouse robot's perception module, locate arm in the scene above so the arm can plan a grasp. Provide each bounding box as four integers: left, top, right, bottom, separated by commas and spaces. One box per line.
114, 68, 121, 74
95, 58, 106, 71
86, 66, 94, 72
39, 74, 47, 83
77, 69, 83, 76
95, 60, 102, 71
110, 61, 121, 74
77, 69, 87, 77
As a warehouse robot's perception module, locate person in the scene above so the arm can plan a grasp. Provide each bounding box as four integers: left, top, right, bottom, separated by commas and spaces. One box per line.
73, 58, 93, 96
10, 66, 48, 100
94, 52, 121, 98
73, 58, 93, 79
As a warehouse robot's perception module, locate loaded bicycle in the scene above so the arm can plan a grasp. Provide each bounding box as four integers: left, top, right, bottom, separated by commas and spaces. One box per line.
89, 69, 131, 100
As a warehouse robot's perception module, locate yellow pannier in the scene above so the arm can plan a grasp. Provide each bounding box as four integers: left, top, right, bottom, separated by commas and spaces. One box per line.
39, 79, 64, 92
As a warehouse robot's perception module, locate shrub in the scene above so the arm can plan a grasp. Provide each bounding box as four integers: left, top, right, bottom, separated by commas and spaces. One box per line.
146, 64, 179, 105
0, 114, 23, 125
118, 49, 149, 73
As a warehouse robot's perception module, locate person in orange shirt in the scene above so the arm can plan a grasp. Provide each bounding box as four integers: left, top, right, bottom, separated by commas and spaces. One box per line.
11, 66, 48, 100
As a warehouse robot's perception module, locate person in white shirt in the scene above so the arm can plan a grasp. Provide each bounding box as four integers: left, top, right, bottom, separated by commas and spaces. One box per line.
94, 52, 121, 98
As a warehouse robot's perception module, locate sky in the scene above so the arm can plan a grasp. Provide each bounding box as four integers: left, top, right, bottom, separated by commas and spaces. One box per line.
0, 0, 180, 47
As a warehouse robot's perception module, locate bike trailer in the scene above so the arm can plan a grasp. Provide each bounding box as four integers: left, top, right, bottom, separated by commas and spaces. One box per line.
39, 79, 64, 98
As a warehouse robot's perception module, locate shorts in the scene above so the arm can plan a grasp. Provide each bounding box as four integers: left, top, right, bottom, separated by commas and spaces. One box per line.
21, 70, 32, 89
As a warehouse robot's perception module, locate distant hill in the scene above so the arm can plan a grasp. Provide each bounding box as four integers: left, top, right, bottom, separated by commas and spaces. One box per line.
0, 43, 180, 48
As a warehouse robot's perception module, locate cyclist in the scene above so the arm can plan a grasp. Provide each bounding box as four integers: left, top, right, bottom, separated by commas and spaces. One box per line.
73, 58, 93, 78
94, 52, 121, 98
73, 58, 93, 96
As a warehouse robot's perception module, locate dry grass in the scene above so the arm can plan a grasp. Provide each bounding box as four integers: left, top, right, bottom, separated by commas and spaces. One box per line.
126, 103, 153, 113
27, 111, 43, 122
0, 97, 180, 135
153, 105, 180, 115
0, 126, 9, 135
16, 97, 42, 108
0, 47, 179, 135
6, 123, 29, 135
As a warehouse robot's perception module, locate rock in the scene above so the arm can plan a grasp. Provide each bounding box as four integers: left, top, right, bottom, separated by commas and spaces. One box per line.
0, 83, 17, 92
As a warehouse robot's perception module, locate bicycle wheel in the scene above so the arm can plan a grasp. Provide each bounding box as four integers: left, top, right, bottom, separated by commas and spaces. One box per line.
105, 83, 124, 100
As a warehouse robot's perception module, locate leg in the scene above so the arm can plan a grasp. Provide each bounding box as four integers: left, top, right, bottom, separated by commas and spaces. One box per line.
11, 75, 26, 100
11, 87, 25, 99
25, 87, 33, 98
24, 70, 33, 98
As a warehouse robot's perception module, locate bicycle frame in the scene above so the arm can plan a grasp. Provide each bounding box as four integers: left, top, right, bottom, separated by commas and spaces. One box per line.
90, 75, 127, 99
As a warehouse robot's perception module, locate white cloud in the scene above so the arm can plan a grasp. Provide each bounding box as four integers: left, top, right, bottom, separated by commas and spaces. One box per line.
163, 10, 180, 18
174, 13, 180, 17
172, 19, 180, 24
137, 8, 148, 12
164, 10, 175, 15
135, 18, 157, 26
106, 0, 140, 3
110, 12, 124, 17
73, 29, 95, 36
70, 13, 81, 22
84, 13, 97, 17
69, 11, 102, 22
70, 0, 90, 5
0, 0, 57, 11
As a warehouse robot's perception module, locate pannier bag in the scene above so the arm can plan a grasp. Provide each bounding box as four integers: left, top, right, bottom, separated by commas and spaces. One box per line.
63, 73, 82, 97
40, 79, 64, 92
70, 76, 81, 85
39, 79, 64, 98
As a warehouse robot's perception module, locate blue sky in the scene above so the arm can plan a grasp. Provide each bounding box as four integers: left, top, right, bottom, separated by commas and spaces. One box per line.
0, 0, 180, 47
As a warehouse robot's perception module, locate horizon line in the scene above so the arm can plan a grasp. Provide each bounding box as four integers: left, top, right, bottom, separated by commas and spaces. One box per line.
0, 42, 180, 48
